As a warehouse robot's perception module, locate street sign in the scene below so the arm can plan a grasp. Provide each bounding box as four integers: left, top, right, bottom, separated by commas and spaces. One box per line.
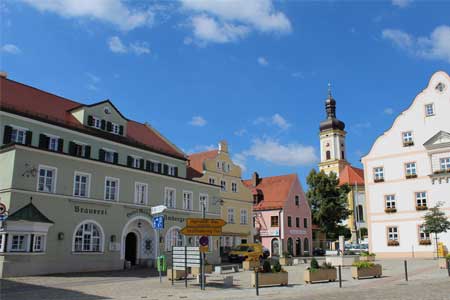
153, 216, 164, 230
186, 218, 226, 228
0, 203, 6, 215
0, 215, 7, 221
172, 246, 200, 270
199, 236, 209, 246
200, 245, 209, 253
151, 205, 167, 215
180, 227, 222, 236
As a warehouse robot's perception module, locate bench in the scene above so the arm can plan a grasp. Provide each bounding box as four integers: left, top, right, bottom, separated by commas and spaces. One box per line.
214, 264, 239, 274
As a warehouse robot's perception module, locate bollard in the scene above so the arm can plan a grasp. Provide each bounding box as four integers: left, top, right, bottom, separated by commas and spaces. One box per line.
404, 260, 408, 282
255, 270, 259, 296
171, 267, 174, 286
447, 259, 450, 277
338, 265, 342, 288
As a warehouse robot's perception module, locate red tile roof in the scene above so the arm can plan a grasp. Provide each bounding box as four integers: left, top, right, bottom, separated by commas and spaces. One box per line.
0, 76, 186, 159
187, 150, 218, 179
339, 165, 365, 186
243, 174, 297, 210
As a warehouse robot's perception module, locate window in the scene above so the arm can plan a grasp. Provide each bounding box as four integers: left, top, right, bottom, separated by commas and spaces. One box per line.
227, 208, 235, 224
74, 172, 90, 198
165, 227, 183, 251
231, 182, 238, 193
216, 161, 221, 170
373, 167, 384, 182
385, 195, 396, 209
37, 166, 57, 193
295, 195, 299, 206
209, 177, 216, 185
168, 165, 177, 176
357, 205, 364, 222
221, 180, 226, 192
150, 161, 160, 173
296, 217, 300, 228
135, 182, 148, 205
164, 188, 176, 208
271, 216, 279, 227
402, 131, 414, 146
73, 222, 103, 252
425, 103, 435, 117
415, 192, 427, 208
132, 157, 141, 169
287, 216, 292, 227
112, 123, 120, 135
33, 235, 45, 252
11, 127, 26, 144
71, 142, 89, 158
0, 234, 5, 252
240, 209, 248, 225
199, 194, 208, 212
388, 227, 398, 241
405, 162, 417, 178
326, 150, 331, 160
304, 218, 308, 228
48, 136, 59, 151
183, 191, 193, 210
441, 158, 450, 171
11, 234, 27, 252
104, 150, 115, 163
419, 225, 431, 241
105, 177, 119, 201
93, 117, 101, 129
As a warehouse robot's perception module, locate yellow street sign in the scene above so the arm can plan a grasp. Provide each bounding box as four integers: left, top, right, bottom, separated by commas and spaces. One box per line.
200, 245, 209, 253
186, 218, 226, 228
181, 227, 222, 236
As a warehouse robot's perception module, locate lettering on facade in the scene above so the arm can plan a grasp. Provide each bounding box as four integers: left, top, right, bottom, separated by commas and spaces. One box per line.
260, 229, 279, 237
126, 208, 152, 218
74, 206, 107, 215
164, 215, 185, 224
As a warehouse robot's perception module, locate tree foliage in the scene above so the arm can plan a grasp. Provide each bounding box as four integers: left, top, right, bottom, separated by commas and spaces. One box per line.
423, 202, 450, 235
306, 169, 352, 239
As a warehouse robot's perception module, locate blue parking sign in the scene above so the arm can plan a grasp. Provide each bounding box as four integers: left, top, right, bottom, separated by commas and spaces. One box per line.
153, 216, 164, 230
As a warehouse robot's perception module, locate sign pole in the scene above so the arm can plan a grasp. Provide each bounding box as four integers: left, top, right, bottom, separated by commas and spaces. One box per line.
157, 229, 161, 283
185, 246, 188, 288
202, 202, 206, 291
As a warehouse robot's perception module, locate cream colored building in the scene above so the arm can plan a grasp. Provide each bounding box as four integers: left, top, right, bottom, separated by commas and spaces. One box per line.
188, 141, 253, 257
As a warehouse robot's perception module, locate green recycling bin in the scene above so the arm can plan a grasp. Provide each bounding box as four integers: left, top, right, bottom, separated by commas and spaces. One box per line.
157, 255, 167, 272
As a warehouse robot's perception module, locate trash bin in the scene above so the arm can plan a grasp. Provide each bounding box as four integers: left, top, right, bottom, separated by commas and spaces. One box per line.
157, 255, 167, 272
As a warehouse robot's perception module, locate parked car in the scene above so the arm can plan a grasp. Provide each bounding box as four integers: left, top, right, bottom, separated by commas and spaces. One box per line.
345, 243, 368, 255
313, 248, 326, 256
228, 243, 266, 262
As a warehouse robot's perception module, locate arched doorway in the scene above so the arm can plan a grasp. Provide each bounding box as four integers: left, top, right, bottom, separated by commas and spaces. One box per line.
296, 238, 302, 257
304, 238, 310, 256
271, 238, 279, 257
125, 232, 137, 265
287, 238, 293, 256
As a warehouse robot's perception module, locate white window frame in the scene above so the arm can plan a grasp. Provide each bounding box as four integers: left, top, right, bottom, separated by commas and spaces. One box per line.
209, 177, 216, 185
425, 103, 435, 117
165, 226, 183, 251
183, 191, 193, 210
9, 234, 28, 252
419, 225, 430, 241
134, 182, 148, 205
104, 149, 115, 163
405, 162, 417, 176
240, 209, 248, 225
132, 156, 142, 169
374, 167, 384, 181
231, 182, 238, 193
386, 195, 396, 209
33, 234, 46, 252
415, 192, 427, 207
164, 187, 176, 208
37, 165, 57, 194
72, 220, 104, 253
388, 227, 398, 241
402, 131, 413, 143
73, 171, 91, 198
112, 123, 120, 135
440, 157, 450, 171
199, 193, 209, 213
93, 117, 102, 129
104, 176, 120, 201
227, 208, 235, 224
220, 180, 227, 192
11, 125, 27, 144
0, 234, 5, 252
72, 140, 88, 157
168, 165, 176, 176
47, 134, 60, 151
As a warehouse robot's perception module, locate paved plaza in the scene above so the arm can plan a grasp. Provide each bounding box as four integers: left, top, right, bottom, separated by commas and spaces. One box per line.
1, 259, 449, 300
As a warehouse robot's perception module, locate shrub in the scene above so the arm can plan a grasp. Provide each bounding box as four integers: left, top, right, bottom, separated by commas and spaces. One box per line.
310, 258, 320, 270
262, 260, 272, 273
352, 261, 375, 269
272, 261, 282, 273
446, 254, 450, 259
321, 262, 335, 269
360, 252, 376, 257
282, 251, 292, 258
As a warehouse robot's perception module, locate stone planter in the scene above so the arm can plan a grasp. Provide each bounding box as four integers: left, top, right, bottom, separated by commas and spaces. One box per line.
167, 269, 187, 281
191, 265, 213, 276
279, 257, 293, 266
251, 271, 288, 287
360, 256, 375, 262
304, 269, 337, 283
438, 258, 449, 269
243, 260, 260, 271
326, 255, 359, 267
351, 264, 382, 279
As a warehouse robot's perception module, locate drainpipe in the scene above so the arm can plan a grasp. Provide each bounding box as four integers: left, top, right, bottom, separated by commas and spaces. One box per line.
279, 209, 283, 256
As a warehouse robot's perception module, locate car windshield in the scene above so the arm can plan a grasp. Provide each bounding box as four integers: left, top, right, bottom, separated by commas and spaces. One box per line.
232, 245, 249, 251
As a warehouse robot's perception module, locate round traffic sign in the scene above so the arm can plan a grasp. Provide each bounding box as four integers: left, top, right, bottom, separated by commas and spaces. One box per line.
199, 236, 209, 246
0, 203, 6, 215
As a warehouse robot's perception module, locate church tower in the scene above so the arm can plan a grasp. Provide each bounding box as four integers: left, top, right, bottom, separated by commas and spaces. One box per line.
318, 85, 348, 177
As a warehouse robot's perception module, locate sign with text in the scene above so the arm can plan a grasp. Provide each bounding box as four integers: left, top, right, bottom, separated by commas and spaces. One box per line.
181, 227, 222, 236
186, 218, 226, 228
172, 246, 200, 270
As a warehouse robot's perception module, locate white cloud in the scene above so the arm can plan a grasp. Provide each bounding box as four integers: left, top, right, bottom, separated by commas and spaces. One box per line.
232, 153, 247, 172
86, 72, 100, 83
1, 44, 21, 54
181, 0, 291, 44
108, 36, 127, 53
254, 113, 291, 130
20, 0, 154, 31
257, 56, 269, 66
384, 107, 394, 115
383, 26, 450, 63
129, 41, 151, 55
188, 144, 215, 154
189, 116, 207, 127
234, 128, 247, 137
108, 36, 151, 55
243, 138, 317, 167
392, 0, 412, 8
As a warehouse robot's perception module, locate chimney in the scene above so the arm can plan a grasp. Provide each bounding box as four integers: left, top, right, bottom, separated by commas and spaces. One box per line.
0, 72, 7, 78
218, 140, 228, 153
252, 172, 260, 187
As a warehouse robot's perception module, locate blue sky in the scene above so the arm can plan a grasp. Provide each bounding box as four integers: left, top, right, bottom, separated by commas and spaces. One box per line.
1, 0, 450, 186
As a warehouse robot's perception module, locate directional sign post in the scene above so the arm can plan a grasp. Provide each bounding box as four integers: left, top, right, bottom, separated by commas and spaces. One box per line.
151, 205, 167, 284
172, 246, 200, 288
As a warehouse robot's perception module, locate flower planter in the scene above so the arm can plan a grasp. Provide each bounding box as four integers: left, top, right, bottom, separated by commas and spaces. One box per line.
374, 178, 384, 183
304, 269, 337, 283
403, 141, 414, 147
279, 257, 293, 266
416, 206, 428, 211
384, 208, 397, 213
191, 265, 213, 276
251, 271, 288, 287
387, 240, 399, 247
243, 260, 260, 271
351, 264, 382, 279
419, 240, 432, 245
406, 174, 418, 179
167, 269, 187, 281
438, 258, 450, 269
360, 256, 375, 262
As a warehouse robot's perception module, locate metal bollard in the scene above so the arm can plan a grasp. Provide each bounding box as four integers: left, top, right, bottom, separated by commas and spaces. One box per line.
338, 265, 342, 288
404, 260, 408, 282
447, 259, 450, 277
255, 270, 259, 296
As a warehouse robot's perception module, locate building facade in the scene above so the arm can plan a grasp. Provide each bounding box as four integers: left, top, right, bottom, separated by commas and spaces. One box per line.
0, 74, 221, 277
187, 141, 253, 257
244, 173, 312, 257
362, 71, 450, 258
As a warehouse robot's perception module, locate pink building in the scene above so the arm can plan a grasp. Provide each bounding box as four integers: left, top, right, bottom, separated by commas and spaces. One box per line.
243, 173, 312, 257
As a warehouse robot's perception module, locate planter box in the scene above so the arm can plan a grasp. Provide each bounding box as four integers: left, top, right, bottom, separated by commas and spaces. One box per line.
191, 265, 213, 276
326, 255, 359, 267
387, 240, 400, 247
360, 256, 375, 262
167, 269, 187, 281
384, 208, 397, 213
374, 178, 384, 183
243, 260, 260, 271
251, 272, 288, 287
351, 264, 382, 279
416, 206, 428, 211
279, 257, 293, 266
419, 240, 432, 245
304, 269, 337, 283
438, 258, 449, 269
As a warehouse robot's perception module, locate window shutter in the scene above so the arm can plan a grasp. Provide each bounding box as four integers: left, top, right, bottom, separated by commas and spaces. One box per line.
3, 125, 12, 144
163, 164, 169, 175
87, 115, 94, 126
57, 138, 64, 152
84, 145, 91, 158
39, 134, 48, 149
146, 160, 151, 171
100, 120, 106, 130
139, 159, 145, 170
119, 125, 124, 135
69, 141, 76, 155
113, 152, 119, 164
158, 163, 162, 173
174, 167, 178, 177
99, 149, 105, 161
106, 121, 113, 132
127, 156, 133, 167
25, 131, 32, 146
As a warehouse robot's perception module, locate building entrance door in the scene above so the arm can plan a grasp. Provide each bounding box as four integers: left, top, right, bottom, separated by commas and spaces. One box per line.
125, 232, 138, 265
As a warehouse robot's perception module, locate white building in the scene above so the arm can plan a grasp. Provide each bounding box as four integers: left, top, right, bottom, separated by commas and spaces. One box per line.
362, 71, 450, 258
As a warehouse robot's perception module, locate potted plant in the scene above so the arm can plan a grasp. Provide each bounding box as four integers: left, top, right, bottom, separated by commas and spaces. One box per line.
279, 251, 293, 266
438, 254, 450, 269
360, 252, 376, 262
406, 174, 418, 179
243, 257, 260, 271
304, 258, 337, 284
251, 261, 288, 287
374, 178, 384, 183
384, 207, 397, 213
387, 240, 399, 246
351, 261, 382, 279
403, 141, 414, 147
419, 239, 432, 245
416, 205, 428, 211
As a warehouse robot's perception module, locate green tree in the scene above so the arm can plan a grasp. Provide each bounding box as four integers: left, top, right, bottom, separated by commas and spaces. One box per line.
423, 202, 450, 258
306, 169, 352, 240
